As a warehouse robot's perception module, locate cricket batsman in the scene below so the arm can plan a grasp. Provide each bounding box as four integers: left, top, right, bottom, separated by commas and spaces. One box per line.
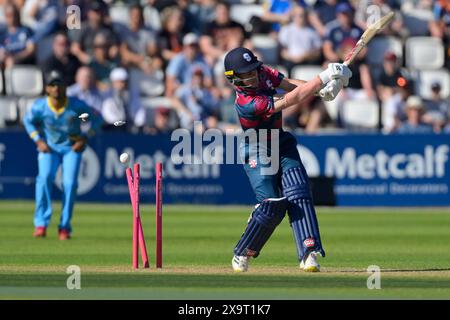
23, 70, 102, 240
225, 47, 351, 272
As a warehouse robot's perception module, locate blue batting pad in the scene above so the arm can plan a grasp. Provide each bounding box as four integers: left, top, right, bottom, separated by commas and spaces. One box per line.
282, 167, 325, 260
234, 197, 288, 258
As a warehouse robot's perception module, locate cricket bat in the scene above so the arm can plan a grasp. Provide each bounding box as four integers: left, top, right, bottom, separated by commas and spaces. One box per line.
319, 12, 395, 97
343, 11, 395, 66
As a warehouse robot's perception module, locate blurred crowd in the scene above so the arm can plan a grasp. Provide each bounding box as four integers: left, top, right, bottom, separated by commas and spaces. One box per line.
0, 0, 449, 134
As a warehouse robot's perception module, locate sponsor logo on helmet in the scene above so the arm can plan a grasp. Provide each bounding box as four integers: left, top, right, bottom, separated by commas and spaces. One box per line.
243, 53, 252, 62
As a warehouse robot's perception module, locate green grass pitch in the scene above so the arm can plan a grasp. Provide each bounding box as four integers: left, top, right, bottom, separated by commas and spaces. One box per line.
0, 201, 449, 299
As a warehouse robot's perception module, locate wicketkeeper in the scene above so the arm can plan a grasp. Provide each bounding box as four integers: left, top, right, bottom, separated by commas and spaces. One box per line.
23, 70, 103, 240
224, 47, 351, 272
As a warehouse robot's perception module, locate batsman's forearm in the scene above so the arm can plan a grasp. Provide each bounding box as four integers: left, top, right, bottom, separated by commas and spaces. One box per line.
273, 76, 322, 112
286, 79, 307, 91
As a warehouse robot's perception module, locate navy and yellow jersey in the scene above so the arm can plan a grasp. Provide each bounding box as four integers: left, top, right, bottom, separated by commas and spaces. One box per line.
23, 96, 103, 151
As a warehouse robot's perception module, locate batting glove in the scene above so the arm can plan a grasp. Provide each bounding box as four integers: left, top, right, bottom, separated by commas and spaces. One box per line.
319, 79, 343, 101
319, 63, 352, 86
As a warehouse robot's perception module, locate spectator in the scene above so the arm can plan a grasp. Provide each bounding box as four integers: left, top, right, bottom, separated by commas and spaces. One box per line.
429, 0, 450, 38
165, 32, 213, 97
200, 1, 250, 66
170, 68, 220, 129
175, 0, 203, 35
145, 0, 178, 11
429, 0, 450, 67
283, 95, 332, 133
249, 0, 297, 36
0, 0, 8, 22
89, 33, 120, 92
120, 4, 162, 72
323, 2, 363, 63
70, 0, 119, 65
60, 0, 89, 24
323, 3, 375, 128
383, 76, 414, 133
445, 124, 450, 133
397, 96, 433, 134
308, 0, 339, 37
0, 3, 35, 68
375, 51, 404, 103
187, 0, 217, 35
22, 0, 59, 42
67, 66, 103, 112
142, 0, 162, 32
40, 31, 81, 86
324, 3, 376, 127
218, 87, 240, 131
422, 81, 450, 133
355, 0, 406, 38
146, 107, 179, 135
279, 5, 322, 75
101, 67, 147, 133
158, 6, 185, 64
401, 0, 432, 11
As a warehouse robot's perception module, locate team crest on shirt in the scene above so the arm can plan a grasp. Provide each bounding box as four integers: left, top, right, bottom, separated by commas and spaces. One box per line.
266, 79, 273, 88
249, 159, 257, 168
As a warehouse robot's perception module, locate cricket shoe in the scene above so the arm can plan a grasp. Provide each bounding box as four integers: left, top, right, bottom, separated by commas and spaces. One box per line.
232, 255, 249, 272
33, 226, 47, 238
58, 229, 71, 240
300, 251, 320, 272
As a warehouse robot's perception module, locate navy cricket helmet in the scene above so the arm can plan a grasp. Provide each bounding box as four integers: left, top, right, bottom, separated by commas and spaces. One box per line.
224, 47, 262, 87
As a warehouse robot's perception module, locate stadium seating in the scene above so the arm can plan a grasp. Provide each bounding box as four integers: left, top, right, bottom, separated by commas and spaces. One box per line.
109, 5, 130, 26
141, 96, 172, 109
416, 69, 450, 99
0, 1, 444, 134
402, 8, 434, 37
405, 37, 445, 70
230, 4, 263, 27
17, 97, 42, 122
0, 97, 19, 128
366, 36, 403, 66
291, 65, 323, 81
5, 65, 44, 97
342, 98, 379, 129
292, 65, 342, 121
128, 68, 165, 97
251, 34, 279, 65
323, 99, 339, 122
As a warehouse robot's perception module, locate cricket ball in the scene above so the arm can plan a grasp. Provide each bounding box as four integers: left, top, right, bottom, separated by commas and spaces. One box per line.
119, 152, 130, 164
